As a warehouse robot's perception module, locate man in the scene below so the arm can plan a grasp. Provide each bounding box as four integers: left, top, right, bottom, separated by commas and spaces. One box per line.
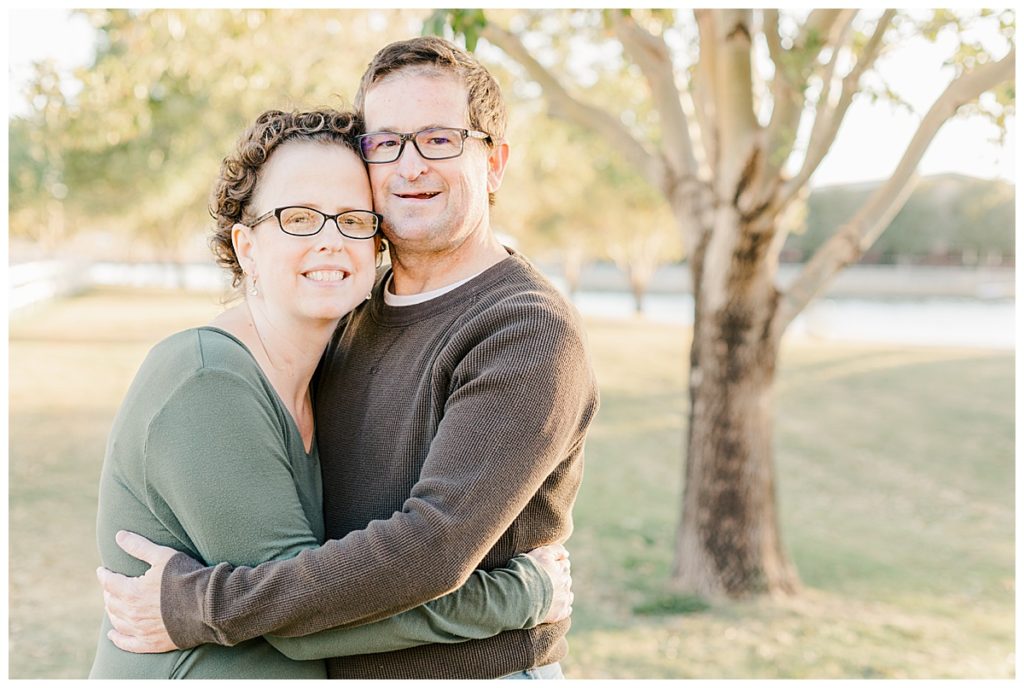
97, 36, 599, 680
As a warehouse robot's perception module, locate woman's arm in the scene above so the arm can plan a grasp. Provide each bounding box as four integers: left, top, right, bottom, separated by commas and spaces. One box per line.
266, 554, 551, 661
142, 367, 560, 658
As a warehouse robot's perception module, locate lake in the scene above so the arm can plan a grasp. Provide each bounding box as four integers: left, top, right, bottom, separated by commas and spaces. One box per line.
569, 291, 1014, 350
11, 260, 1016, 350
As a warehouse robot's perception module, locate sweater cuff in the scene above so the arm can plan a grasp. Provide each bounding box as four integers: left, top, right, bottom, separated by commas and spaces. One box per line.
161, 551, 218, 649
509, 554, 554, 628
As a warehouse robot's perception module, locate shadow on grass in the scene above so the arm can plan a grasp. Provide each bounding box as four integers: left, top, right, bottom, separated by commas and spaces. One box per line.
634, 592, 711, 616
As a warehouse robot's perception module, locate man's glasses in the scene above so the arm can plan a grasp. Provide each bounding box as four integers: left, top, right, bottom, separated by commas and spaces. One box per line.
357, 127, 493, 164
250, 206, 382, 239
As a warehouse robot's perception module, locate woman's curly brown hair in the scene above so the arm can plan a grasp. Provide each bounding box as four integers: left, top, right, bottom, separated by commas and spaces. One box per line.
209, 109, 364, 287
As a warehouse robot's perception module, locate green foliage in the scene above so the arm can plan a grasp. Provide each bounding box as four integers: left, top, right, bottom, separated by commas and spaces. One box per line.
424, 8, 488, 51
10, 8, 1014, 277
783, 175, 1015, 262
422, 9, 447, 38
9, 117, 46, 211
9, 9, 432, 258
494, 99, 681, 276
461, 9, 682, 281
919, 9, 962, 42
916, 9, 1014, 79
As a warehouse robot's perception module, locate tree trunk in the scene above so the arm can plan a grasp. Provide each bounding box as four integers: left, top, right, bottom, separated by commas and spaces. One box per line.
671, 210, 801, 599
562, 245, 584, 299
43, 198, 65, 253
627, 267, 646, 314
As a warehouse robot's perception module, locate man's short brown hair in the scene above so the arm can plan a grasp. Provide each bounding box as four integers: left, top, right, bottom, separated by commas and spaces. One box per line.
355, 36, 508, 147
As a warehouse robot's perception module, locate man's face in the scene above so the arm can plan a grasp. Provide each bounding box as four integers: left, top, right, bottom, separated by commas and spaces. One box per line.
362, 71, 507, 256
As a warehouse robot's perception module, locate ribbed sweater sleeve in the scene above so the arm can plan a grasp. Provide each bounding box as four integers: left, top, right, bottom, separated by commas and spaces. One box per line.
266, 554, 552, 660
161, 276, 598, 649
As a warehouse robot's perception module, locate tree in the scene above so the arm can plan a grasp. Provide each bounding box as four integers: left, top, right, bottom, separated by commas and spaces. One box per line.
9, 9, 433, 263
431, 8, 1015, 599
601, 160, 681, 314
787, 175, 1015, 264
485, 25, 682, 306
10, 61, 71, 250
491, 89, 610, 296
495, 99, 681, 307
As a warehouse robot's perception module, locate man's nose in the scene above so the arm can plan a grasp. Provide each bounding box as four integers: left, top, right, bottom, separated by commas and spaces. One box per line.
395, 140, 429, 180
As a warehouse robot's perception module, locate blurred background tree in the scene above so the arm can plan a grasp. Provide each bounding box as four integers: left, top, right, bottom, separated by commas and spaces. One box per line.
9, 9, 430, 264
785, 175, 1015, 265
9, 8, 686, 308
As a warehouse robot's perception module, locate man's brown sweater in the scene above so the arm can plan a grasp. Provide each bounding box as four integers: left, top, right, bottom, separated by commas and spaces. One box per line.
160, 252, 600, 678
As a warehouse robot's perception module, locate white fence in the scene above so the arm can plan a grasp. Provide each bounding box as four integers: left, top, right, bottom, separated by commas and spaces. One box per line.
10, 260, 92, 311
10, 260, 230, 313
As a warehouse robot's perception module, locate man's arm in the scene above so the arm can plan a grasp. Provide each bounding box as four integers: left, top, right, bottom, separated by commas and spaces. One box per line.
98, 363, 574, 656
170, 302, 597, 647
107, 300, 598, 649
266, 552, 566, 661
100, 538, 571, 656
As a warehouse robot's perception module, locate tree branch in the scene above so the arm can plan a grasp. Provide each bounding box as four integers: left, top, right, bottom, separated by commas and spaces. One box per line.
797, 9, 852, 48
610, 10, 698, 181
811, 11, 858, 135
481, 22, 669, 194
763, 10, 858, 187
762, 8, 796, 144
761, 9, 800, 200
762, 9, 783, 65
693, 10, 720, 176
777, 46, 1015, 331
711, 9, 760, 197
778, 10, 896, 210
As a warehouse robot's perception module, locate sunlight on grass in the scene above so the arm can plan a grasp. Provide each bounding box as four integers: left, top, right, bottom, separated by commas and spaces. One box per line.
8, 290, 1014, 678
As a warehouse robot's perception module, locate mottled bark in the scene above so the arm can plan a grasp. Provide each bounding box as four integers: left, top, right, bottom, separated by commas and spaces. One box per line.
673, 207, 799, 598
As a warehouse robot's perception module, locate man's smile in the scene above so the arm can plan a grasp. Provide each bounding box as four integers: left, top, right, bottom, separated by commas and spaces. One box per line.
394, 191, 441, 201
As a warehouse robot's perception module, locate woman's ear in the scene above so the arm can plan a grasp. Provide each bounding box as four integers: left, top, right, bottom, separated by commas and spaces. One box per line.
232, 223, 257, 275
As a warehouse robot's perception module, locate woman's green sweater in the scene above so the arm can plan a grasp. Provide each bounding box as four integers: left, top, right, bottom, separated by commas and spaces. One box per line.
89, 327, 551, 679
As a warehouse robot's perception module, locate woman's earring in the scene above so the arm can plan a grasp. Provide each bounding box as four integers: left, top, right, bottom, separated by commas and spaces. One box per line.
248, 273, 259, 297
365, 291, 372, 301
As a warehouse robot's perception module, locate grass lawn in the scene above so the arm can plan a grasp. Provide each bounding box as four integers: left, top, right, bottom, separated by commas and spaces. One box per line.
8, 288, 1014, 678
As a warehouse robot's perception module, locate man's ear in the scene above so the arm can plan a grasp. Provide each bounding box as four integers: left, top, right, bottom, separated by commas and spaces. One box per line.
232, 223, 257, 275
486, 140, 510, 194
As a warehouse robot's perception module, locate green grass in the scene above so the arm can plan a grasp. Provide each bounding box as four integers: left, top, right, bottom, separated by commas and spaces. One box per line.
8, 290, 1014, 678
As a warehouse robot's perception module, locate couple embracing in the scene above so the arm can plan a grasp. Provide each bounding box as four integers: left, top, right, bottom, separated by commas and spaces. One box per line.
89, 36, 598, 680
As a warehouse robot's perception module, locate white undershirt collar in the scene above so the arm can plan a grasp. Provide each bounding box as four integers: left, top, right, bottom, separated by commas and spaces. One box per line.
383, 268, 488, 307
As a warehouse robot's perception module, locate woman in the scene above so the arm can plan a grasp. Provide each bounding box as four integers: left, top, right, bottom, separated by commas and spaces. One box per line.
89, 109, 570, 679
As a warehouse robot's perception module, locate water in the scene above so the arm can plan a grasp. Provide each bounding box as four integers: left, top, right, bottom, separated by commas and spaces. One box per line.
12, 261, 1015, 350
565, 290, 1014, 350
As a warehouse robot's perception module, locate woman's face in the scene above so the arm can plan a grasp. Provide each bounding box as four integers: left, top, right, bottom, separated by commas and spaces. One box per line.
234, 140, 377, 325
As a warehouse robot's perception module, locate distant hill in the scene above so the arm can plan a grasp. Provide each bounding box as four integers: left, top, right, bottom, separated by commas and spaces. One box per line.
781, 174, 1014, 265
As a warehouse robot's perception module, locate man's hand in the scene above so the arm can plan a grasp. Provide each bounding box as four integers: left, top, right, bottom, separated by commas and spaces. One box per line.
524, 543, 573, 624
96, 530, 180, 654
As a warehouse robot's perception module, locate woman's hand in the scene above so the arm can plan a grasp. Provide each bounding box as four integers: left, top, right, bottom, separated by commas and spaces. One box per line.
524, 543, 573, 624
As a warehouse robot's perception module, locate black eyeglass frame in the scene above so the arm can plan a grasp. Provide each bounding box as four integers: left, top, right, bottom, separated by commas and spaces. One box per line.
356, 127, 494, 164
250, 206, 383, 239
